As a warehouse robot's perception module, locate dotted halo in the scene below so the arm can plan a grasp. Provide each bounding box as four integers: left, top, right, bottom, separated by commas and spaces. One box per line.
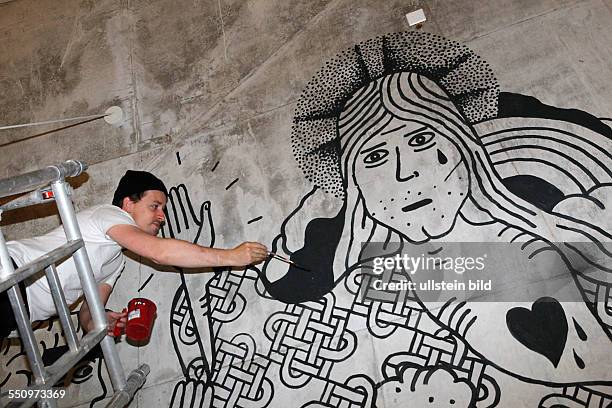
291, 31, 499, 199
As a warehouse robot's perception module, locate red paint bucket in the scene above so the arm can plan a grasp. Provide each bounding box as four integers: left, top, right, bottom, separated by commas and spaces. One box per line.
126, 298, 157, 342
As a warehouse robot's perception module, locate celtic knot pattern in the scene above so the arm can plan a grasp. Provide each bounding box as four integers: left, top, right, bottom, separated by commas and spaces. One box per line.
211, 334, 273, 408
263, 294, 356, 388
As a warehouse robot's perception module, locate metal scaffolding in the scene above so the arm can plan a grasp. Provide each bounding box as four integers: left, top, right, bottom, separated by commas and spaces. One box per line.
0, 160, 149, 408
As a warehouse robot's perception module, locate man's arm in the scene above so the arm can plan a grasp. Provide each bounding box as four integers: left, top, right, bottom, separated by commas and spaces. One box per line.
79, 283, 126, 334
106, 224, 268, 268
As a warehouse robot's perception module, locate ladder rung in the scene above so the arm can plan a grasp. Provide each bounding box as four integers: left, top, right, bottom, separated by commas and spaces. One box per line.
44, 328, 107, 386
0, 239, 83, 292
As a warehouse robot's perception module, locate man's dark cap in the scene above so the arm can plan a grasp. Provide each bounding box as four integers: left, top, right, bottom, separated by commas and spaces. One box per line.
112, 170, 168, 207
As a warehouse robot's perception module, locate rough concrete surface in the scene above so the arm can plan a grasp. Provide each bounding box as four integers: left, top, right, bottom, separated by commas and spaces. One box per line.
1, 0, 611, 407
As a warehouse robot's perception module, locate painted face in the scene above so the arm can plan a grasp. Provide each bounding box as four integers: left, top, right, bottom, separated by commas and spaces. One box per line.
376, 366, 475, 408
353, 117, 469, 242
123, 190, 167, 236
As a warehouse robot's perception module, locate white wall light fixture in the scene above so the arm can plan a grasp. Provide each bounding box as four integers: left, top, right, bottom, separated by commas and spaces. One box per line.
406, 9, 426, 27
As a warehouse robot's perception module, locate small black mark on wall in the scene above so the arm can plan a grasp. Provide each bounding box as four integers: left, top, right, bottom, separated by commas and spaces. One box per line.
573, 349, 585, 369
211, 161, 220, 172
176, 152, 182, 165
573, 318, 588, 342
225, 178, 239, 190
247, 216, 263, 224
138, 274, 154, 292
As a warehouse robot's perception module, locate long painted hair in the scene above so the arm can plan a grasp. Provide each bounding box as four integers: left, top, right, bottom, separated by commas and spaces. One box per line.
274, 71, 612, 331
264, 32, 611, 332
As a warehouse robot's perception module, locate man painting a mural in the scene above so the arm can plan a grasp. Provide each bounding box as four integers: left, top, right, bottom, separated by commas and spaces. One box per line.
0, 170, 268, 339
1, 1, 612, 407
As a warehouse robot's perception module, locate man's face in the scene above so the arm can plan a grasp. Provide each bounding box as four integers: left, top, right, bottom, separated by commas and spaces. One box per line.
123, 190, 167, 236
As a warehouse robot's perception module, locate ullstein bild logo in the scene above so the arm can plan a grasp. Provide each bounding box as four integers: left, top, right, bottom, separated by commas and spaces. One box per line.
359, 242, 601, 303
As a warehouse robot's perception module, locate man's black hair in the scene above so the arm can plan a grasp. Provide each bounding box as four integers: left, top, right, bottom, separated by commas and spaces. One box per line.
112, 170, 168, 208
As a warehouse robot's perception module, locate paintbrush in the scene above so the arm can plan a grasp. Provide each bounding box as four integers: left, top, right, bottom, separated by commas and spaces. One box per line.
267, 252, 311, 271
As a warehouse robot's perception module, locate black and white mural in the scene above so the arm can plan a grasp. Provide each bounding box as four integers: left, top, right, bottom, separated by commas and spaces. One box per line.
161, 31, 612, 407
2, 31, 611, 407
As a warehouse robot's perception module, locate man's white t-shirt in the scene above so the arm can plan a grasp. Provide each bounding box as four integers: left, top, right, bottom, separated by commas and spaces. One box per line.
6, 204, 136, 322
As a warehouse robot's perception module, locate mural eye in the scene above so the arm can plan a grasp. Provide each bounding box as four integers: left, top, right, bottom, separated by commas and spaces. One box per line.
71, 362, 94, 384
407, 132, 434, 147
363, 149, 389, 165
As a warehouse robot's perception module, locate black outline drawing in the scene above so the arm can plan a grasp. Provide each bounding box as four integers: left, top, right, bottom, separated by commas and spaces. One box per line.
138, 273, 154, 291
225, 178, 239, 191
157, 31, 612, 408
160, 183, 216, 408
247, 216, 263, 224
255, 31, 612, 406
3, 31, 611, 408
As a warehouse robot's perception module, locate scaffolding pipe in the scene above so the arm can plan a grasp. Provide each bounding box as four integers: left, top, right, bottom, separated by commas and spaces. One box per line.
44, 264, 80, 352
0, 215, 47, 385
0, 188, 56, 212
0, 160, 86, 199
51, 180, 128, 392
105, 365, 151, 408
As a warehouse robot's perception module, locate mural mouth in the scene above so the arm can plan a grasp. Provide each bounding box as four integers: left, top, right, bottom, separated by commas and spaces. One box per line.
402, 198, 432, 212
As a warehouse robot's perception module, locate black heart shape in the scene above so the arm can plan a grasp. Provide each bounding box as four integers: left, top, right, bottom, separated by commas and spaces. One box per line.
506, 297, 568, 367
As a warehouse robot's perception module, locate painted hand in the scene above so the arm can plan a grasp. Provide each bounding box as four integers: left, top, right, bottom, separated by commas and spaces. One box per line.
161, 184, 214, 247
169, 377, 213, 408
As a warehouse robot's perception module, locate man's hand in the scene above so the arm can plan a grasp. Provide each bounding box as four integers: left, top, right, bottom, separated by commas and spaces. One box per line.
232, 242, 268, 266
107, 309, 127, 337
80, 283, 114, 334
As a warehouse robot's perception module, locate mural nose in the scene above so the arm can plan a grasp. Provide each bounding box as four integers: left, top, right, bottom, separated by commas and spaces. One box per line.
395, 147, 419, 182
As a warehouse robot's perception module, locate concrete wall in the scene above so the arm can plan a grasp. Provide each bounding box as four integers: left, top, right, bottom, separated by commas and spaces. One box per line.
1, 0, 612, 407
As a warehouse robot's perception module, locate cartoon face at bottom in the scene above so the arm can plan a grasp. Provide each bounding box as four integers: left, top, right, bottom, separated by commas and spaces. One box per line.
376, 366, 475, 408
353, 117, 469, 242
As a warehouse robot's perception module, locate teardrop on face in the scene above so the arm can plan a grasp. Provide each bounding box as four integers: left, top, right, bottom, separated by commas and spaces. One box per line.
437, 149, 448, 165
573, 349, 586, 369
